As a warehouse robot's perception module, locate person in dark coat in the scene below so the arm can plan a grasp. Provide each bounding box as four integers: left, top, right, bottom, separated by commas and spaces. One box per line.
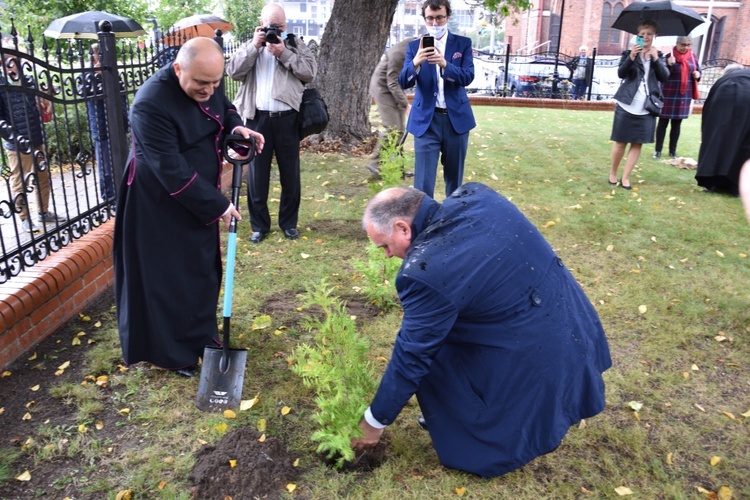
608, 20, 669, 190
0, 48, 61, 232
114, 37, 264, 377
696, 68, 750, 196
653, 36, 701, 159
568, 45, 593, 100
81, 43, 129, 201
352, 183, 612, 478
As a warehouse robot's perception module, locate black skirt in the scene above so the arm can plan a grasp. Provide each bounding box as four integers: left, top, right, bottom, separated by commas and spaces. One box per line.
610, 104, 656, 144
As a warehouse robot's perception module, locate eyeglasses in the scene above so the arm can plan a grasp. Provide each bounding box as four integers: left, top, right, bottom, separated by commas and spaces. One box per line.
424, 15, 447, 23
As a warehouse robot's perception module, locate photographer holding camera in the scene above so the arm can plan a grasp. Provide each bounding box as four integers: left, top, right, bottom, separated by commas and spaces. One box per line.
226, 3, 317, 243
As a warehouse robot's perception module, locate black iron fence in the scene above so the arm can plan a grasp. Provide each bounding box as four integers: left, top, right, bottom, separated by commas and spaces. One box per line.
0, 22, 182, 283
469, 47, 745, 101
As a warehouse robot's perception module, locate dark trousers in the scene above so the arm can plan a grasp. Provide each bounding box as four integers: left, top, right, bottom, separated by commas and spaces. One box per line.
413, 112, 469, 198
572, 79, 587, 100
655, 117, 683, 154
245, 110, 301, 233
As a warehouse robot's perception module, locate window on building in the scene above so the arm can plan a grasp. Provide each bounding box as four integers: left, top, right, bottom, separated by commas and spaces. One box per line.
300, 3, 307, 12
599, 0, 625, 54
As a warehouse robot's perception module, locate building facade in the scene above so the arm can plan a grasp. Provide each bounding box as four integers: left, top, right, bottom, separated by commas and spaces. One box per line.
505, 0, 749, 64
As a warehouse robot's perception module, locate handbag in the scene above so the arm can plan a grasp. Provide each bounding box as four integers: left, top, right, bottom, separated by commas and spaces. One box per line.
298, 87, 329, 138
642, 79, 663, 116
644, 93, 664, 116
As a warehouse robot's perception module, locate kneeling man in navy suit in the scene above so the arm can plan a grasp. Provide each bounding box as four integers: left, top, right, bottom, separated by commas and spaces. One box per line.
352, 183, 612, 477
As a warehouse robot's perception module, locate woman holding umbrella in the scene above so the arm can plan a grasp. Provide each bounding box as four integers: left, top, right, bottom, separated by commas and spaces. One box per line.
608, 20, 669, 189
653, 36, 701, 159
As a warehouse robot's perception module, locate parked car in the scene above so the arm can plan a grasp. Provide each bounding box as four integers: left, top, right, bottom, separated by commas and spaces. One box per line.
506, 56, 572, 97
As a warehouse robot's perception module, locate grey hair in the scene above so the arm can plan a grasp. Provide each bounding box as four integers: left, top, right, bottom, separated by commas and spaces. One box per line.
363, 186, 424, 235
676, 36, 690, 45
723, 63, 745, 76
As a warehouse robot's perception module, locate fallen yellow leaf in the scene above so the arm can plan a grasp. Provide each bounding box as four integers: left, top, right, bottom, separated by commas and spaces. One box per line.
197, 438, 209, 445
281, 406, 291, 416
740, 409, 750, 418
292, 458, 299, 467
94, 321, 102, 327
667, 452, 673, 465
30, 385, 40, 392
286, 484, 296, 493
722, 411, 735, 420
95, 421, 104, 430
80, 315, 91, 322
258, 433, 266, 442
15, 470, 31, 481
543, 221, 555, 228
228, 459, 237, 468
215, 423, 227, 433
710, 456, 721, 466
72, 337, 81, 346
157, 480, 167, 490
58, 361, 70, 370
27, 353, 37, 361
257, 419, 266, 432
718, 486, 732, 500
715, 250, 725, 258
78, 424, 87, 433
455, 486, 467, 496
691, 364, 700, 371
1, 371, 11, 378
628, 401, 643, 411
223, 409, 237, 419
118, 408, 130, 415
22, 412, 31, 421
115, 490, 131, 500
614, 486, 633, 495
240, 395, 259, 412
638, 305, 648, 314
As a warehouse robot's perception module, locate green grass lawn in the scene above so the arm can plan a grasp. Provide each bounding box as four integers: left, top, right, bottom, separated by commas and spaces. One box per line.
3, 105, 749, 499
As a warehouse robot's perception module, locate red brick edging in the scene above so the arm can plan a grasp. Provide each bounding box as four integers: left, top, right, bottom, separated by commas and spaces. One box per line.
0, 219, 115, 369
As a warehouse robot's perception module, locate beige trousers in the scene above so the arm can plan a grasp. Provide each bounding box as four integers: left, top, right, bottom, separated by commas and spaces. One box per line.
8, 145, 50, 221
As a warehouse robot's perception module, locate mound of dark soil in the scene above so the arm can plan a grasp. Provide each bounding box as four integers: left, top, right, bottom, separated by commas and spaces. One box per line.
189, 426, 299, 499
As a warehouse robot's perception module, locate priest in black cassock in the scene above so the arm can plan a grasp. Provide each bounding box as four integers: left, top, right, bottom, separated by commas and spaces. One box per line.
696, 68, 750, 196
114, 38, 264, 377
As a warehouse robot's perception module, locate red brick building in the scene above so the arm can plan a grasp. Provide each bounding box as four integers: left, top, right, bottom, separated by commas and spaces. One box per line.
505, 0, 749, 63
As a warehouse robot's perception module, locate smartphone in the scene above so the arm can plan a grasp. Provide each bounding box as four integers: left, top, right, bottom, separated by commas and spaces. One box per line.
422, 35, 434, 49
635, 36, 644, 47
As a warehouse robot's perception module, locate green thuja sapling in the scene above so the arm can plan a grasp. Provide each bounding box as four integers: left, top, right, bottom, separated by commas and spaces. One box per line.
288, 282, 378, 468
368, 129, 408, 194
353, 242, 401, 311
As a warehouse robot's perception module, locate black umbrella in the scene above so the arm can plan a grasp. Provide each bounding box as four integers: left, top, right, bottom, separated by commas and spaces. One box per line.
611, 1, 705, 36
44, 10, 146, 39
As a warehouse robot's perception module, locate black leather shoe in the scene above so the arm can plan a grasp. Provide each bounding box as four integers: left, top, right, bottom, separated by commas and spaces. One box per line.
417, 417, 428, 430
174, 365, 198, 378
283, 228, 299, 240
250, 231, 266, 243
652, 151, 661, 159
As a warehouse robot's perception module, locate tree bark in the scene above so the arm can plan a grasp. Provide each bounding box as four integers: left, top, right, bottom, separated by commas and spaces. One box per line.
315, 0, 400, 147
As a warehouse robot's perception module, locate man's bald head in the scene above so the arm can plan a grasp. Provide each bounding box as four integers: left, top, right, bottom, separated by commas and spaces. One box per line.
174, 37, 224, 70
173, 37, 225, 102
261, 4, 287, 31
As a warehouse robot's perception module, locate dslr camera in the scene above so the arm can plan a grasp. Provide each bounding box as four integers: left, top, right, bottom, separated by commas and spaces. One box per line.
261, 24, 282, 45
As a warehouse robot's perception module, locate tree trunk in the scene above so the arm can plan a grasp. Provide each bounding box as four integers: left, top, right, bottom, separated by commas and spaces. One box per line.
315, 0, 400, 147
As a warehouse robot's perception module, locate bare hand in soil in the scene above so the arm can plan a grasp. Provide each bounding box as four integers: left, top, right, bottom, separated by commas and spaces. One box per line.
351, 418, 384, 451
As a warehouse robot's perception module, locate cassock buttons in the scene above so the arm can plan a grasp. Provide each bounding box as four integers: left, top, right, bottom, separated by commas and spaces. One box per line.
531, 293, 543, 306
